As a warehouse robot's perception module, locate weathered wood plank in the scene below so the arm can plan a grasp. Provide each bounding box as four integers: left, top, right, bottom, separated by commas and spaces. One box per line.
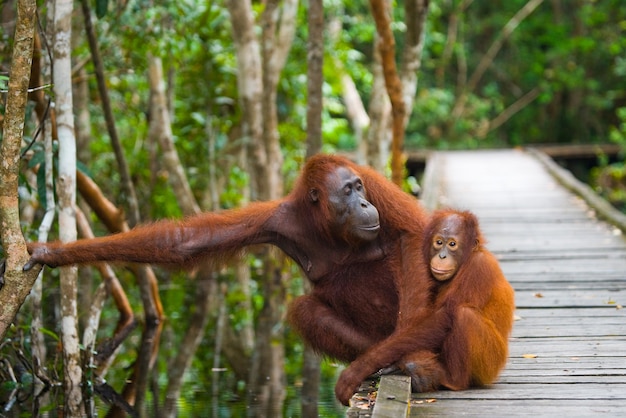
508, 277, 625, 287
514, 307, 624, 318
372, 375, 411, 418
409, 399, 626, 417
498, 375, 626, 384
513, 289, 624, 308
411, 383, 626, 400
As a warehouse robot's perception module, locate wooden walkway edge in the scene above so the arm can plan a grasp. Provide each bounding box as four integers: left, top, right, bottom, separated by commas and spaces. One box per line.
347, 148, 626, 417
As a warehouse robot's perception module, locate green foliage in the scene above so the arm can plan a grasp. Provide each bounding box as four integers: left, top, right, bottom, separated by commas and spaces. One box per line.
591, 107, 626, 211
413, 0, 626, 148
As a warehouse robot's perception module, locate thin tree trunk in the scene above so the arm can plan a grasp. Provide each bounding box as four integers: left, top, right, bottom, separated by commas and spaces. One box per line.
400, 0, 429, 128
80, 0, 141, 226
0, 0, 41, 340
30, 109, 55, 376
261, 0, 297, 200
343, 71, 371, 165
303, 1, 324, 415
366, 34, 392, 171
147, 55, 200, 216
226, 0, 266, 201
306, 0, 323, 160
369, 0, 406, 186
485, 87, 541, 135
366, 0, 429, 174
53, 0, 83, 413
74, 66, 96, 331
327, 11, 370, 165
24, 30, 54, 375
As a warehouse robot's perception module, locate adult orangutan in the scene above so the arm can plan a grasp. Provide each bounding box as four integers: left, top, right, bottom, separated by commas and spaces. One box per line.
4, 154, 436, 405
392, 209, 515, 393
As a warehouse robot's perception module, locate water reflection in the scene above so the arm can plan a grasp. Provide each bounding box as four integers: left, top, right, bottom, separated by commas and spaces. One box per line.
0, 366, 345, 417
0, 268, 345, 418
0, 322, 346, 418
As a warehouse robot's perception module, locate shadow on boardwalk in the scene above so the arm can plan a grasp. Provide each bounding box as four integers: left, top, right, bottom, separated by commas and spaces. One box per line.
348, 149, 626, 417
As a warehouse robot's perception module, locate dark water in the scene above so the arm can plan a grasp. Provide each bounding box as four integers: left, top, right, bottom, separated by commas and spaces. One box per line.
0, 370, 346, 417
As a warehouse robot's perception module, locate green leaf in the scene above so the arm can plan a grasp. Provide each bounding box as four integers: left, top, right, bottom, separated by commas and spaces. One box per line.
38, 327, 60, 342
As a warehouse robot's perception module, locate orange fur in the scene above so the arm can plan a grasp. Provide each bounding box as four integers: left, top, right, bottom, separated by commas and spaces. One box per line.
400, 209, 515, 392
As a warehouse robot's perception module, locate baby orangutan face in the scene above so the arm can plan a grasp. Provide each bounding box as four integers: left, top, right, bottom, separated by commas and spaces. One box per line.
428, 214, 464, 281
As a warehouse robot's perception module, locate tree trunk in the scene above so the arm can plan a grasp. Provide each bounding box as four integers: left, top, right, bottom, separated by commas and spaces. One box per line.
226, 0, 266, 201
327, 11, 370, 165
261, 0, 297, 200
27, 30, 54, 375
80, 0, 141, 226
306, 0, 324, 160
369, 0, 406, 186
302, 0, 324, 415
0, 0, 41, 340
30, 107, 55, 376
148, 55, 200, 216
365, 0, 429, 173
366, 33, 392, 172
74, 64, 96, 331
53, 0, 84, 413
400, 0, 429, 128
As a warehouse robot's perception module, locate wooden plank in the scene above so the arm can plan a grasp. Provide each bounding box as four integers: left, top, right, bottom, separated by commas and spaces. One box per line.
411, 383, 626, 401
514, 307, 624, 318
512, 326, 625, 338
508, 277, 625, 286
409, 399, 626, 417
508, 337, 626, 357
513, 290, 624, 308
502, 259, 626, 275
498, 375, 626, 384
372, 375, 411, 418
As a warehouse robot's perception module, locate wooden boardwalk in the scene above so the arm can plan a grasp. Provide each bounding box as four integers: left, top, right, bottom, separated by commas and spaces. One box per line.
349, 149, 626, 417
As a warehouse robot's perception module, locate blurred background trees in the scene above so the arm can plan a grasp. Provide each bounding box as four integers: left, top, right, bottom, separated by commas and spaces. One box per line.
1, 0, 625, 416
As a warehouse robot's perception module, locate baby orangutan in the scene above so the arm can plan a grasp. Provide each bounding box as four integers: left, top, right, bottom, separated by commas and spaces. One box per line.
393, 208, 515, 393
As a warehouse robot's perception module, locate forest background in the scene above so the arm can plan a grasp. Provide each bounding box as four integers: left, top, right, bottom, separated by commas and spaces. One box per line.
0, 0, 625, 417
